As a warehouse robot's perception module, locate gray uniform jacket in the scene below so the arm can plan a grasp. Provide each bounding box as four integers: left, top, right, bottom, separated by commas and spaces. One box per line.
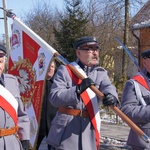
0, 74, 30, 150
47, 62, 118, 150
121, 79, 150, 149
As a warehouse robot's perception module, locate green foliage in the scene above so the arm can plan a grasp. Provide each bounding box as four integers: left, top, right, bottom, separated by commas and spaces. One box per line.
54, 0, 89, 62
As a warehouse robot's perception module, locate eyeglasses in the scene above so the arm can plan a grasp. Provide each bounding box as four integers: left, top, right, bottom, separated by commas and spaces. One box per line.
79, 46, 100, 53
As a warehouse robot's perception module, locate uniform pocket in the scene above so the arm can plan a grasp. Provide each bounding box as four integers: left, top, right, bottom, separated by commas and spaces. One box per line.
47, 114, 68, 147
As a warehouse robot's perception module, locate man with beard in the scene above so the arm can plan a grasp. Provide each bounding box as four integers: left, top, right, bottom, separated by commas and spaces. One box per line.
47, 36, 119, 150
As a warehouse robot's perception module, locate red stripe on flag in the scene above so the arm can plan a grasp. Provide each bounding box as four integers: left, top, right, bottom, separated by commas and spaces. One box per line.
32, 80, 45, 121
0, 95, 18, 125
22, 31, 40, 64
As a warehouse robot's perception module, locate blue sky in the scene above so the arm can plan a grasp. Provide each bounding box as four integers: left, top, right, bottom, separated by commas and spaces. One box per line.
0, 0, 64, 39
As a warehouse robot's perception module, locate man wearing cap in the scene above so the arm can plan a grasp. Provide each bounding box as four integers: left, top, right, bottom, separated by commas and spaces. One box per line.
121, 49, 150, 149
47, 36, 119, 150
0, 44, 30, 150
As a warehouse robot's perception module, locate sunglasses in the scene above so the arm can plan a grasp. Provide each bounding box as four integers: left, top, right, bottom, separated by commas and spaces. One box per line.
79, 46, 100, 53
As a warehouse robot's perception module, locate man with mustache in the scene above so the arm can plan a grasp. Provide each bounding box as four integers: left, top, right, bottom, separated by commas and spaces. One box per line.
47, 36, 119, 150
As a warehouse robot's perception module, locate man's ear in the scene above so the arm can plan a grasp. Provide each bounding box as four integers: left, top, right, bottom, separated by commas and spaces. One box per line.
143, 59, 146, 68
76, 49, 80, 57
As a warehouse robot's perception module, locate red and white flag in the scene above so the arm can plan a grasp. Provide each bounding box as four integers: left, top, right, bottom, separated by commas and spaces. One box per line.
8, 16, 57, 148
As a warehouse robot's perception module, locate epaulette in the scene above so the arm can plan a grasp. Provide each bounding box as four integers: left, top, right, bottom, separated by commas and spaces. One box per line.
96, 67, 106, 71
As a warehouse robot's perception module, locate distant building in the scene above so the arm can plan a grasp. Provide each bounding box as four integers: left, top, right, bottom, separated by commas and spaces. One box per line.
130, 0, 150, 68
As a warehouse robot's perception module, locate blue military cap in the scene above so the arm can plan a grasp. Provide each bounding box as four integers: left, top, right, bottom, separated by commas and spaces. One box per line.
141, 49, 150, 59
73, 36, 99, 50
0, 44, 7, 57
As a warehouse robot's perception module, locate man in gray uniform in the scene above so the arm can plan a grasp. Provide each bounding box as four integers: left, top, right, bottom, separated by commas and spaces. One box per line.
0, 44, 30, 150
47, 36, 119, 150
121, 49, 150, 150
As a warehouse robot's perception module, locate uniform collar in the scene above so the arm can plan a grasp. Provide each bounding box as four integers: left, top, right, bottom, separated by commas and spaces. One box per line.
76, 60, 95, 75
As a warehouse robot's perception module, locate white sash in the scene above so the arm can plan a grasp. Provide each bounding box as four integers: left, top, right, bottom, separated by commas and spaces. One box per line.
0, 84, 18, 113
132, 80, 146, 106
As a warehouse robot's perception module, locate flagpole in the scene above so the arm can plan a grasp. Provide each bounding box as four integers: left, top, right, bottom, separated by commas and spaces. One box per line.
2, 0, 10, 59
7, 11, 150, 143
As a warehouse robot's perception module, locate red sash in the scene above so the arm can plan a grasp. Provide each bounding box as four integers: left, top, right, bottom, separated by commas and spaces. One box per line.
133, 75, 150, 90
66, 65, 100, 150
0, 95, 18, 125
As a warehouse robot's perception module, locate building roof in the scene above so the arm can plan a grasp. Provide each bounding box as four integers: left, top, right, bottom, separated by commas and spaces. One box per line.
130, 0, 150, 30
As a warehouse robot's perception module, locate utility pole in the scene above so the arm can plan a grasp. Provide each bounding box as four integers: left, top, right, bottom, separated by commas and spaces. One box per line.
2, 0, 10, 57
122, 0, 130, 83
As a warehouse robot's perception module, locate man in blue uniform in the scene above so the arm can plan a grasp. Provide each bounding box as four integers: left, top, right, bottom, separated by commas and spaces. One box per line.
121, 49, 150, 150
0, 44, 30, 150
47, 36, 119, 150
